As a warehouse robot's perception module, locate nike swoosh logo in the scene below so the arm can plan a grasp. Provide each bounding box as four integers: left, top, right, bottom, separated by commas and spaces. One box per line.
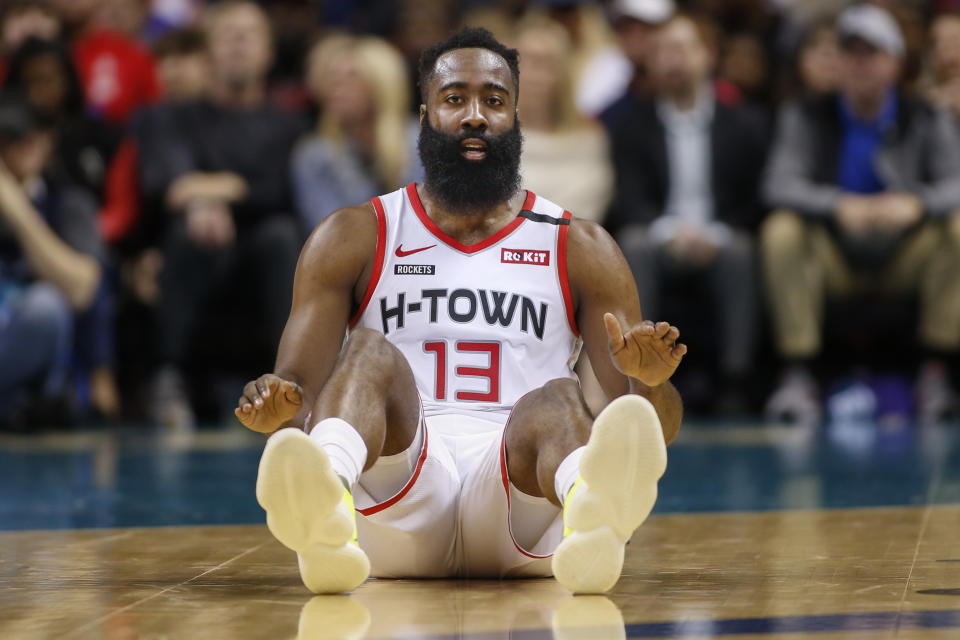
395, 244, 436, 257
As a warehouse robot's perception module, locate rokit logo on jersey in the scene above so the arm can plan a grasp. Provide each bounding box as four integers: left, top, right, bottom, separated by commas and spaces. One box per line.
379, 288, 548, 340
501, 248, 550, 266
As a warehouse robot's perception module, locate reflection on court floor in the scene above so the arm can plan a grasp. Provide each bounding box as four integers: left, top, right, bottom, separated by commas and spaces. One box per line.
1, 419, 958, 639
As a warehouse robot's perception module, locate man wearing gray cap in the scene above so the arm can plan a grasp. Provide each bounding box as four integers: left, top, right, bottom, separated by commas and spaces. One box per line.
762, 4, 960, 424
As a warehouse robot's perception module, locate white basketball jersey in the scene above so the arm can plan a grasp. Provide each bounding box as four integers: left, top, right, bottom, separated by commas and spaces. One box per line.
352, 183, 581, 418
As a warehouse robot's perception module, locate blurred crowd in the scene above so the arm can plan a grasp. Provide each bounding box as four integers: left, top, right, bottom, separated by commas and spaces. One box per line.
1, 0, 960, 431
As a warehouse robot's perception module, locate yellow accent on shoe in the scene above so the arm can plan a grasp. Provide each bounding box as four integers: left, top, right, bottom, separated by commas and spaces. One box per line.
562, 477, 584, 539
342, 486, 359, 547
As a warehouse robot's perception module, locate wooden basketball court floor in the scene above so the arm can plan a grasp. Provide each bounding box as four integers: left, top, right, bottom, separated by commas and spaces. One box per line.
1, 418, 958, 639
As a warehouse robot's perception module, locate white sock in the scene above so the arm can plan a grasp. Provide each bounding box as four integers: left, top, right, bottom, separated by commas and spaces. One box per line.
309, 418, 368, 490
554, 446, 586, 505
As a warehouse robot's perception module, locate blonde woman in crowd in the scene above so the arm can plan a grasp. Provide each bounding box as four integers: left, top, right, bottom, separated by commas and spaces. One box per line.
292, 34, 423, 231
516, 16, 614, 225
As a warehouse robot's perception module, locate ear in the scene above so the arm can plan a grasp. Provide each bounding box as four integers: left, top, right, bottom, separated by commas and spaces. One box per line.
419, 104, 426, 126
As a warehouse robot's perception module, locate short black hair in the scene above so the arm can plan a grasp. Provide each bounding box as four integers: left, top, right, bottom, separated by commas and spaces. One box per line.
417, 27, 520, 104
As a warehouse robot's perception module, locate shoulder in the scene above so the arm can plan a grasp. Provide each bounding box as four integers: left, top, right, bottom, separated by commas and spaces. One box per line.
566, 216, 619, 256
302, 201, 377, 254
292, 202, 381, 296
562, 217, 634, 309
564, 217, 623, 281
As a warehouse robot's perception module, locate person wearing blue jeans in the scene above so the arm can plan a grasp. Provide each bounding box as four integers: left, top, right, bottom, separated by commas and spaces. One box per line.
0, 91, 103, 424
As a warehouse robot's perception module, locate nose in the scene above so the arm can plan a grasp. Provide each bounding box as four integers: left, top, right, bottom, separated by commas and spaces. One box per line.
460, 97, 487, 131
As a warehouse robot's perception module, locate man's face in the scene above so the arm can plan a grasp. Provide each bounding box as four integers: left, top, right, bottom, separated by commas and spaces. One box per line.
616, 17, 654, 70
22, 54, 68, 119
418, 47, 522, 213
838, 39, 900, 103
158, 53, 210, 101
649, 18, 711, 98
207, 3, 273, 86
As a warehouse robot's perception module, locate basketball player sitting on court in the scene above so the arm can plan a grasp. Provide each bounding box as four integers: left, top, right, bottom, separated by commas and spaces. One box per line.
235, 27, 686, 595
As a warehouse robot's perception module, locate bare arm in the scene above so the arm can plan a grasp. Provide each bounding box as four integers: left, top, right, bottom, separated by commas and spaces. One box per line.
567, 218, 686, 444
235, 204, 378, 433
0, 165, 100, 310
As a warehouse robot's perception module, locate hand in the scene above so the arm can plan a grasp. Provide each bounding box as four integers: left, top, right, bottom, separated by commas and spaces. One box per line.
668, 225, 717, 266
603, 313, 687, 388
235, 374, 304, 434
835, 194, 875, 237
186, 199, 236, 249
167, 171, 248, 211
874, 192, 923, 233
0, 158, 32, 223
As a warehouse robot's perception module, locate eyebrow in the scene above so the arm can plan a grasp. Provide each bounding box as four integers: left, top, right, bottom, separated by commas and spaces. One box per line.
437, 81, 512, 96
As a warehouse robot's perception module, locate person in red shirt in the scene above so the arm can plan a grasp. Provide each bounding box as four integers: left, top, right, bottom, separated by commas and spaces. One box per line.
54, 0, 159, 126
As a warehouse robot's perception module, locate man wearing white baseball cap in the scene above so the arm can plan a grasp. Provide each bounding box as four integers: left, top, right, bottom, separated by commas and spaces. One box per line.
762, 4, 960, 424
575, 0, 675, 116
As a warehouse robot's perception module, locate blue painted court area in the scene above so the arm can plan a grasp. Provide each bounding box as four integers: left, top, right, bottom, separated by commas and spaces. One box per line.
0, 419, 957, 531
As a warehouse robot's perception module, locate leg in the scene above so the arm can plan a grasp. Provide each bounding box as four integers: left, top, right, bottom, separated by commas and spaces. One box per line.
309, 328, 421, 465
257, 329, 422, 593
236, 216, 300, 353
760, 210, 823, 359
505, 379, 593, 506
615, 224, 661, 321
0, 283, 72, 398
504, 379, 667, 593
156, 219, 228, 367
708, 230, 757, 378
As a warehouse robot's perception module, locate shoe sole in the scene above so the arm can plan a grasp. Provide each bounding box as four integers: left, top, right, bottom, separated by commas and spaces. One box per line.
256, 428, 370, 593
552, 394, 667, 594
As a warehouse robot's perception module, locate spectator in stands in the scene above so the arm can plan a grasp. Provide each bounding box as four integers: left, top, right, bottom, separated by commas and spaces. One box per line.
924, 12, 960, 122
783, 20, 840, 100
517, 16, 612, 224
0, 1, 62, 76
577, 0, 675, 117
761, 5, 960, 424
145, 0, 305, 429
54, 0, 159, 126
292, 34, 421, 231
0, 90, 112, 424
603, 12, 768, 412
4, 38, 121, 218
153, 27, 209, 102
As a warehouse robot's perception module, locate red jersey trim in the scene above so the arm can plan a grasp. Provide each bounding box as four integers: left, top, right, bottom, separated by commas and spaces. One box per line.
557, 210, 579, 337
349, 197, 388, 329
405, 183, 530, 254
357, 411, 429, 517
498, 406, 553, 560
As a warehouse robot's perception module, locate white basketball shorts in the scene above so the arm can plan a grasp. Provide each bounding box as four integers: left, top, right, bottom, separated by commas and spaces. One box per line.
351, 406, 564, 579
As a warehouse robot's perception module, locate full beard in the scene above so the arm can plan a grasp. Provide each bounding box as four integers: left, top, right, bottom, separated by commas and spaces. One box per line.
417, 116, 523, 215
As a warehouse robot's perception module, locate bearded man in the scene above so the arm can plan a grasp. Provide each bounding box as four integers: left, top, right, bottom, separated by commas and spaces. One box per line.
235, 27, 686, 595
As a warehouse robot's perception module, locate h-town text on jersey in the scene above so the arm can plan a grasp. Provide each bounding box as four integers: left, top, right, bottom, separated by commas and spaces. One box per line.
378, 288, 549, 340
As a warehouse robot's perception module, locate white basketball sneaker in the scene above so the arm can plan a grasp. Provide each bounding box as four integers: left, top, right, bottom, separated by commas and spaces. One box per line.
256, 428, 370, 593
552, 395, 668, 594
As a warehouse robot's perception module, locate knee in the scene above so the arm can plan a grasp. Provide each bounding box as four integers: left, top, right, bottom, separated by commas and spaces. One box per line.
512, 378, 588, 423
945, 212, 960, 247
341, 328, 401, 370
718, 230, 755, 265
22, 284, 72, 338
760, 209, 806, 255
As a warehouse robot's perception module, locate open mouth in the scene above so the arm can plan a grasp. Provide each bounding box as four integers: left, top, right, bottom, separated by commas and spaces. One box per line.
460, 138, 487, 161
